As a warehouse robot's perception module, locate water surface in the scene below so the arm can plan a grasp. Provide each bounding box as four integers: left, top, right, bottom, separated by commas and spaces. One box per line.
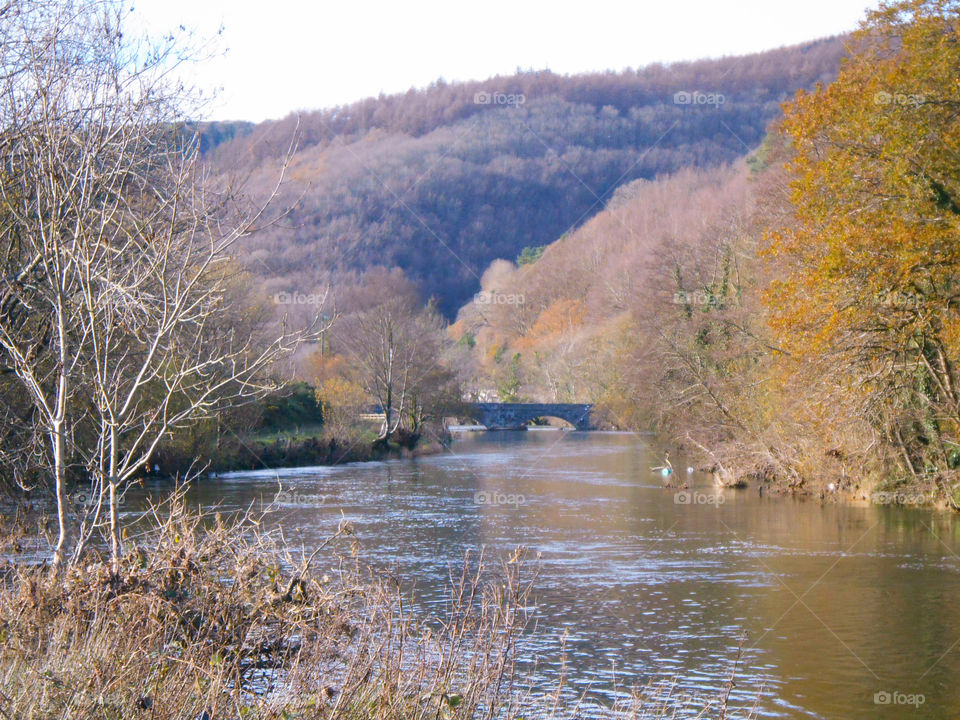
128, 431, 960, 718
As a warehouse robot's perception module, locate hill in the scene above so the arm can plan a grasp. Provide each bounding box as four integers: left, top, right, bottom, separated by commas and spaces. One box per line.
448, 162, 757, 408
212, 37, 847, 317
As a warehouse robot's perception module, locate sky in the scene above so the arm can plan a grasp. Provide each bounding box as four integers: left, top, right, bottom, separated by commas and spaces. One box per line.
130, 0, 878, 123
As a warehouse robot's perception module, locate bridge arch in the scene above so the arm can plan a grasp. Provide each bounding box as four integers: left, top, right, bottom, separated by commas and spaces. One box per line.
526, 414, 579, 429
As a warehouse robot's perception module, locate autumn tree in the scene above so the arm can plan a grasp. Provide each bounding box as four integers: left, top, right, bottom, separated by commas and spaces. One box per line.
316, 375, 369, 438
768, 0, 960, 485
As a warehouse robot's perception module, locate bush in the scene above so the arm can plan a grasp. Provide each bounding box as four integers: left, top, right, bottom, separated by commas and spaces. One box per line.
257, 382, 325, 433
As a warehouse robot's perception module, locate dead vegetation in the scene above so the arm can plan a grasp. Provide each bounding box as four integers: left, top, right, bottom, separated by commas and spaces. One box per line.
0, 498, 755, 720
0, 499, 536, 720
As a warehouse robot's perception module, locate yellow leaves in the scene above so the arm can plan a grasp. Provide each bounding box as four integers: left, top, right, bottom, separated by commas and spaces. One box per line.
447, 318, 468, 341
317, 375, 368, 409
765, 0, 960, 370
484, 342, 506, 365
941, 318, 960, 358
316, 374, 369, 436
305, 352, 352, 386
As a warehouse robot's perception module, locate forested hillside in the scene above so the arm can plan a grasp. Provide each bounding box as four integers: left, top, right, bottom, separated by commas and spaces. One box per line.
212, 37, 846, 316
449, 162, 757, 418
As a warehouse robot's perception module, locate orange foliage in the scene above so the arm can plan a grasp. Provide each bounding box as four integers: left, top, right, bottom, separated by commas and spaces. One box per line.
515, 299, 586, 351
765, 0, 960, 482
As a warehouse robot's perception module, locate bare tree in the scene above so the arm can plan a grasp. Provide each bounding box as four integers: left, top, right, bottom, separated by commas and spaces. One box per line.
0, 0, 324, 568
404, 304, 462, 434
338, 297, 423, 440
335, 278, 453, 442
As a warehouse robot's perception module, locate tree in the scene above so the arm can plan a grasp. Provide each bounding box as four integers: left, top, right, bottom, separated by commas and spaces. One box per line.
0, 0, 323, 568
768, 0, 960, 482
403, 305, 462, 434
316, 375, 369, 438
334, 275, 455, 441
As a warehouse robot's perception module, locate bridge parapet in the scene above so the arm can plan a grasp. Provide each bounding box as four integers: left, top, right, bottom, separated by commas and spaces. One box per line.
467, 402, 593, 431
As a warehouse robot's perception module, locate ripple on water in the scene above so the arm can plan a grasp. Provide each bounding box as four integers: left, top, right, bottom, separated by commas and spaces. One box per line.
91, 432, 960, 720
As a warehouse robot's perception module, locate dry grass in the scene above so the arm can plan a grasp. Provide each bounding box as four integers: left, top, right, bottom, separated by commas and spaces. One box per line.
0, 498, 537, 720
0, 500, 752, 720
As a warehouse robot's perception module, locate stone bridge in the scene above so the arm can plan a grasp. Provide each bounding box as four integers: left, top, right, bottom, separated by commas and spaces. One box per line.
465, 403, 594, 431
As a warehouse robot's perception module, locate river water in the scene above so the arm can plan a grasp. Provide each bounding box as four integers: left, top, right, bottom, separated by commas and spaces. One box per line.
126, 430, 960, 718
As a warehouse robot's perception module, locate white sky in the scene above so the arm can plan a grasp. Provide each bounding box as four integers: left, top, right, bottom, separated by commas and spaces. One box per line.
130, 0, 878, 122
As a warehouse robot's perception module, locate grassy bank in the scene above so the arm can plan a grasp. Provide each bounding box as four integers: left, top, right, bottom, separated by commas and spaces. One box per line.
202, 429, 431, 474
150, 383, 449, 476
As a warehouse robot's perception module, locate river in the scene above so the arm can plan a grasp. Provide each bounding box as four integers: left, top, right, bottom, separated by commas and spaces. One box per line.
125, 430, 960, 719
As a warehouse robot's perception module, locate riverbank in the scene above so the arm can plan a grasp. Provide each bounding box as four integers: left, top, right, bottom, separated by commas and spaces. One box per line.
668, 474, 960, 513
155, 424, 449, 477
653, 438, 960, 513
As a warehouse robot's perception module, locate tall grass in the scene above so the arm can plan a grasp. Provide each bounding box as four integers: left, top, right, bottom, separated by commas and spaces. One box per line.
0, 497, 534, 720
0, 501, 751, 719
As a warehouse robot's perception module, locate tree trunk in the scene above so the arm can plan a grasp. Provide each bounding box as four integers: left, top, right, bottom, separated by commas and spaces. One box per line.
380, 384, 393, 440
108, 427, 120, 576
51, 420, 69, 568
